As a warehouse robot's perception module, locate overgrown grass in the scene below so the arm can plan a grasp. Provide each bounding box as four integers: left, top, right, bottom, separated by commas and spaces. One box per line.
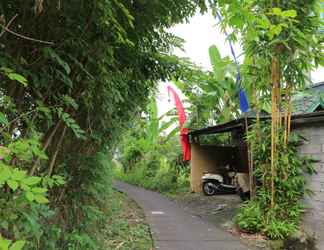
102, 190, 153, 250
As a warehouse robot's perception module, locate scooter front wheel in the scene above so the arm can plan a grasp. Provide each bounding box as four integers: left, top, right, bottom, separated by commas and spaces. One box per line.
202, 182, 219, 196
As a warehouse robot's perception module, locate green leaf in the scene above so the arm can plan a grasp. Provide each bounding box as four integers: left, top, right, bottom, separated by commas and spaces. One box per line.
52, 175, 65, 185
0, 67, 13, 74
11, 169, 26, 181
25, 191, 35, 202
272, 7, 282, 16
7, 73, 28, 87
44, 48, 71, 75
62, 95, 78, 110
22, 176, 41, 186
34, 194, 49, 204
282, 10, 297, 18
208, 45, 225, 81
0, 113, 9, 125
56, 70, 73, 87
0, 166, 12, 183
20, 183, 30, 191
37, 106, 51, 118
31, 187, 47, 194
0, 236, 11, 250
0, 146, 10, 160
7, 180, 18, 191
9, 240, 25, 250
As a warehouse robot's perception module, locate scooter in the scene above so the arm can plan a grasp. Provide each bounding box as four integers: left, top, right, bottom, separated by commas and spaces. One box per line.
202, 172, 237, 196
202, 167, 250, 200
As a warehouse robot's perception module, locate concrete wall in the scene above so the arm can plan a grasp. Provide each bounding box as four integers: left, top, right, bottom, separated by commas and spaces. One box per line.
294, 123, 324, 241
190, 143, 235, 192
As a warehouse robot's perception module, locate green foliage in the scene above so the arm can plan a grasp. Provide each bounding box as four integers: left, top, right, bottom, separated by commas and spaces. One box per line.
0, 68, 28, 87
216, 0, 323, 96
235, 123, 315, 239
56, 108, 86, 140
0, 135, 64, 249
175, 44, 240, 129
0, 0, 205, 248
0, 236, 25, 250
235, 201, 263, 233
116, 99, 190, 194
212, 0, 322, 241
54, 152, 114, 250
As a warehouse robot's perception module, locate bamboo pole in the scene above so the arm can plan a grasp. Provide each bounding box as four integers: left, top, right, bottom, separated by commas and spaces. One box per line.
48, 126, 67, 176
271, 56, 280, 208
29, 121, 62, 175
245, 116, 255, 199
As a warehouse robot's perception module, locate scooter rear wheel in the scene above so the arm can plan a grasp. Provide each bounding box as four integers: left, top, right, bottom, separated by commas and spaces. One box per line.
202, 182, 219, 196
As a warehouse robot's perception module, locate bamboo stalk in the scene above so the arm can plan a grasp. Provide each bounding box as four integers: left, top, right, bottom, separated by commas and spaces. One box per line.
271, 85, 276, 208
271, 56, 280, 208
283, 85, 289, 146
245, 116, 255, 199
29, 121, 62, 175
48, 126, 67, 176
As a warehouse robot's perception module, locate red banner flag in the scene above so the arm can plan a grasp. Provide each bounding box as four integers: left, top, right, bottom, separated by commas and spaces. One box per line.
167, 86, 191, 161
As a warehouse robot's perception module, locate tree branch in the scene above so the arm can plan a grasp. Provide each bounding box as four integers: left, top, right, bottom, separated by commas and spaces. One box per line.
0, 14, 18, 38
0, 22, 54, 45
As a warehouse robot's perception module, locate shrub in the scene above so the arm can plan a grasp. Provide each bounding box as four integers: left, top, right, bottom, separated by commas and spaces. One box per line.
235, 201, 263, 233
236, 123, 315, 239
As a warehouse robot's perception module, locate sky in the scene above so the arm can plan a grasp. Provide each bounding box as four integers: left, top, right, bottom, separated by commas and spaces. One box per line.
157, 11, 324, 116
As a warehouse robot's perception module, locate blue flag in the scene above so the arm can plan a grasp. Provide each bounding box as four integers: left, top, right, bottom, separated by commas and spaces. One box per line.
239, 88, 249, 113
216, 11, 249, 113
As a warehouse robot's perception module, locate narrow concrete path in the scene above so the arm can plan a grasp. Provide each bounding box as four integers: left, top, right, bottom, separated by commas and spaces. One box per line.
114, 181, 248, 250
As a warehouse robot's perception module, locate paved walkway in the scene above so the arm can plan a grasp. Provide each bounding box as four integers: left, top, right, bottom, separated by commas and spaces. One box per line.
114, 181, 248, 250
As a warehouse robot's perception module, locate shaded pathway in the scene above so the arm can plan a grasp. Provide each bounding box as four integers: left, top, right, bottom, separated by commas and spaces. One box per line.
114, 181, 248, 250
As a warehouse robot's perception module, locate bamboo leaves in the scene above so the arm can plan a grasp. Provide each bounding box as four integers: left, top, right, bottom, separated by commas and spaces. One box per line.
43, 48, 71, 75
56, 108, 85, 140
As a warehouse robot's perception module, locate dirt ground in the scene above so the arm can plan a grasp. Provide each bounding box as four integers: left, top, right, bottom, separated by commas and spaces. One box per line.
172, 192, 270, 250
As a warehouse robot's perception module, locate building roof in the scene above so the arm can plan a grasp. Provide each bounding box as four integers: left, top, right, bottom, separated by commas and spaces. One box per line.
189, 111, 324, 136
292, 82, 324, 114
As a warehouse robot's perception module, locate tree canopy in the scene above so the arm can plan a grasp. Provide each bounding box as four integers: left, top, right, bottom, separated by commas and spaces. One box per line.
0, 1, 206, 249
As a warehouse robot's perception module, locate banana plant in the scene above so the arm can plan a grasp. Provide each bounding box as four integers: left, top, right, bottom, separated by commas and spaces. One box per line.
174, 44, 242, 129
139, 98, 179, 152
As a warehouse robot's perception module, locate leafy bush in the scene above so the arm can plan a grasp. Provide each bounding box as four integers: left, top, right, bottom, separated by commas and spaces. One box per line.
0, 134, 64, 250
54, 152, 114, 250
116, 97, 190, 194
235, 201, 263, 233
116, 133, 190, 194
236, 123, 315, 239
